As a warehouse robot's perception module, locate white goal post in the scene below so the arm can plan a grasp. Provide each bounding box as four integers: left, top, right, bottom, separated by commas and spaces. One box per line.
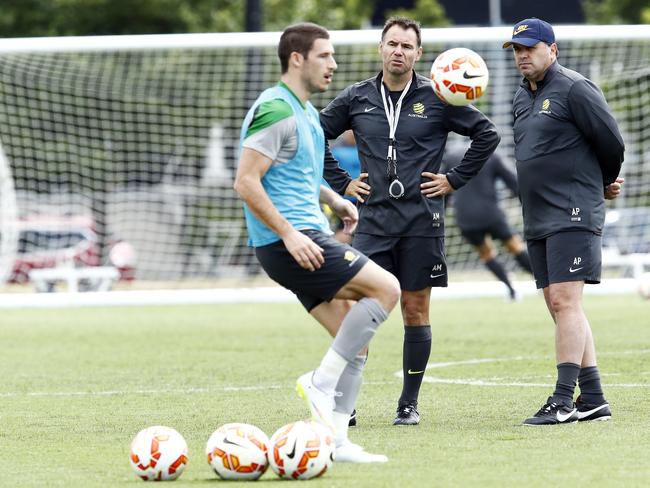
0, 25, 648, 305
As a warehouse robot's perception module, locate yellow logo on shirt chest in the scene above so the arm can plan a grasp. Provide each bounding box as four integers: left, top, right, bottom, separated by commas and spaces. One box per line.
408, 101, 428, 119
539, 98, 552, 114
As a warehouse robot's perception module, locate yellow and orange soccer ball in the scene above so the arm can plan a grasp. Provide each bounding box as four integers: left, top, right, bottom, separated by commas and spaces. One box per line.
431, 47, 489, 106
130, 420, 334, 482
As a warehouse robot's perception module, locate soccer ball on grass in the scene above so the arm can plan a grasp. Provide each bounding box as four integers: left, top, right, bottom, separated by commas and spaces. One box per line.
206, 422, 270, 480
129, 426, 188, 481
268, 420, 334, 480
430, 47, 489, 106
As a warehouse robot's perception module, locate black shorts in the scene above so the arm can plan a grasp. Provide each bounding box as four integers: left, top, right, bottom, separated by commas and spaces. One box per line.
352, 233, 447, 290
460, 219, 514, 246
255, 230, 368, 312
527, 230, 602, 289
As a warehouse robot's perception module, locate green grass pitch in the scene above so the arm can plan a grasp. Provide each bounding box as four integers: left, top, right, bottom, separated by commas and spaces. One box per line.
1, 294, 649, 487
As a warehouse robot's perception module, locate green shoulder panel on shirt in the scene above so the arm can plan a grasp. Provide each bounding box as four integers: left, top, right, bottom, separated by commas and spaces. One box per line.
245, 99, 294, 139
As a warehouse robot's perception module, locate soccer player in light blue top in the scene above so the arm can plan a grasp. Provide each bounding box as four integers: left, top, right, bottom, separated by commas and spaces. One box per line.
234, 23, 400, 463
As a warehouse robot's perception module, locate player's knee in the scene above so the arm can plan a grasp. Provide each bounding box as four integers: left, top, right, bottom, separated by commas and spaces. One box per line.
403, 311, 426, 325
505, 235, 524, 253
401, 300, 427, 324
547, 288, 578, 314
477, 243, 495, 261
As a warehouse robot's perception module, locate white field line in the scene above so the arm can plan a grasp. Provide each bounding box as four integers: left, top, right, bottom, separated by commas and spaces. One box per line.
2, 350, 649, 398
396, 350, 650, 388
0, 385, 287, 398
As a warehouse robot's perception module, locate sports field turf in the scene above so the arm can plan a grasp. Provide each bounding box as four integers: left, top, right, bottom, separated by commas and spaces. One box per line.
2, 294, 649, 487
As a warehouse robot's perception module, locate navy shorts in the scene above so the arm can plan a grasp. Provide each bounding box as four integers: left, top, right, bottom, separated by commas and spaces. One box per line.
352, 233, 447, 290
255, 230, 369, 312
527, 230, 602, 289
460, 219, 514, 246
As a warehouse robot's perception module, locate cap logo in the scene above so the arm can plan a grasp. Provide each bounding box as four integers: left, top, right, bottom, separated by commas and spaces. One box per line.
514, 25, 529, 36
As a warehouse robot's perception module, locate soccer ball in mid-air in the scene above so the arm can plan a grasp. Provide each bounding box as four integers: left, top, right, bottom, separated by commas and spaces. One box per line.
268, 420, 335, 480
129, 426, 189, 481
206, 423, 270, 480
430, 47, 489, 106
637, 272, 650, 299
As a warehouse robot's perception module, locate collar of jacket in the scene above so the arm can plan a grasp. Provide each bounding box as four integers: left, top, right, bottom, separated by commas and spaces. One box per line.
374, 70, 423, 95
520, 60, 560, 92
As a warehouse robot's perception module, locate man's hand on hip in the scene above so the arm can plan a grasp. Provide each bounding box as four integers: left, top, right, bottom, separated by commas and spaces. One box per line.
346, 173, 371, 203
605, 177, 625, 200
421, 172, 454, 197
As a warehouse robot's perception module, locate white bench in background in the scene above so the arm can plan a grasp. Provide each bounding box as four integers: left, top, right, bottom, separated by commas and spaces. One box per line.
29, 266, 120, 293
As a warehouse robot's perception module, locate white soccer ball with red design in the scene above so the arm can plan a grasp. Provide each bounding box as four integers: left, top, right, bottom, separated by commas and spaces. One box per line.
268, 420, 334, 480
206, 423, 270, 480
129, 426, 188, 481
430, 47, 489, 106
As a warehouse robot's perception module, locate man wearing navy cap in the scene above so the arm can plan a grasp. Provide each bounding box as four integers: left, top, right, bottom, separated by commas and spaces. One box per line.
503, 18, 625, 425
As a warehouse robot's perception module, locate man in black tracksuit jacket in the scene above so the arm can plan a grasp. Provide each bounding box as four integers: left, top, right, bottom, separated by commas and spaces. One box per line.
503, 18, 625, 426
321, 17, 500, 426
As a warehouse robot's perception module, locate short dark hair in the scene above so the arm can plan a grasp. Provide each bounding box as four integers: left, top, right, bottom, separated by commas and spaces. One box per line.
278, 23, 330, 74
382, 16, 422, 47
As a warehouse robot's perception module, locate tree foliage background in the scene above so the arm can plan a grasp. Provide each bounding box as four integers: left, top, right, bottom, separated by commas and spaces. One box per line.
583, 0, 650, 24
0, 0, 647, 39
0, 0, 450, 37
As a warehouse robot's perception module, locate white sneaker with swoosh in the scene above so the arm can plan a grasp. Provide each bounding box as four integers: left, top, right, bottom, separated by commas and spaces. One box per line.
296, 371, 335, 431
334, 440, 388, 463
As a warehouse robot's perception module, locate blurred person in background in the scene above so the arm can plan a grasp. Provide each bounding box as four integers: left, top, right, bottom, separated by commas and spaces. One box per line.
443, 145, 532, 300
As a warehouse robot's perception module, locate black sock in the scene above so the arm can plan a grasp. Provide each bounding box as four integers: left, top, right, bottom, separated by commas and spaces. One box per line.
485, 258, 515, 297
552, 362, 580, 405
515, 250, 533, 274
399, 325, 431, 405
578, 366, 606, 404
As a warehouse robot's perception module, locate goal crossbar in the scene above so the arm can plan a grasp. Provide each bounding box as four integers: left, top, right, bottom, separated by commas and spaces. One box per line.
0, 25, 648, 53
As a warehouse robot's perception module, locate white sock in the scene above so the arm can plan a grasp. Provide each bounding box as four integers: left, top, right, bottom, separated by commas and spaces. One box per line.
332, 411, 350, 447
313, 348, 347, 393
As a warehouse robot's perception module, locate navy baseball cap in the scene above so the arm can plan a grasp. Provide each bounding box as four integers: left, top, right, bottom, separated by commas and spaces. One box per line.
502, 18, 555, 48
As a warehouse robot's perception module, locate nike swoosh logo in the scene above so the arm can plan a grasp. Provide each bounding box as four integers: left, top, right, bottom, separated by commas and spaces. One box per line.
430, 273, 445, 279
569, 267, 584, 273
577, 403, 609, 419
286, 439, 297, 459
556, 408, 577, 422
463, 71, 483, 79
223, 436, 244, 448
364, 106, 377, 112
407, 369, 425, 375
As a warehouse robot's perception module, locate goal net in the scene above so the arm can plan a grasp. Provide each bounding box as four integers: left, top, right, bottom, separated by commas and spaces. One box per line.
0, 26, 648, 291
